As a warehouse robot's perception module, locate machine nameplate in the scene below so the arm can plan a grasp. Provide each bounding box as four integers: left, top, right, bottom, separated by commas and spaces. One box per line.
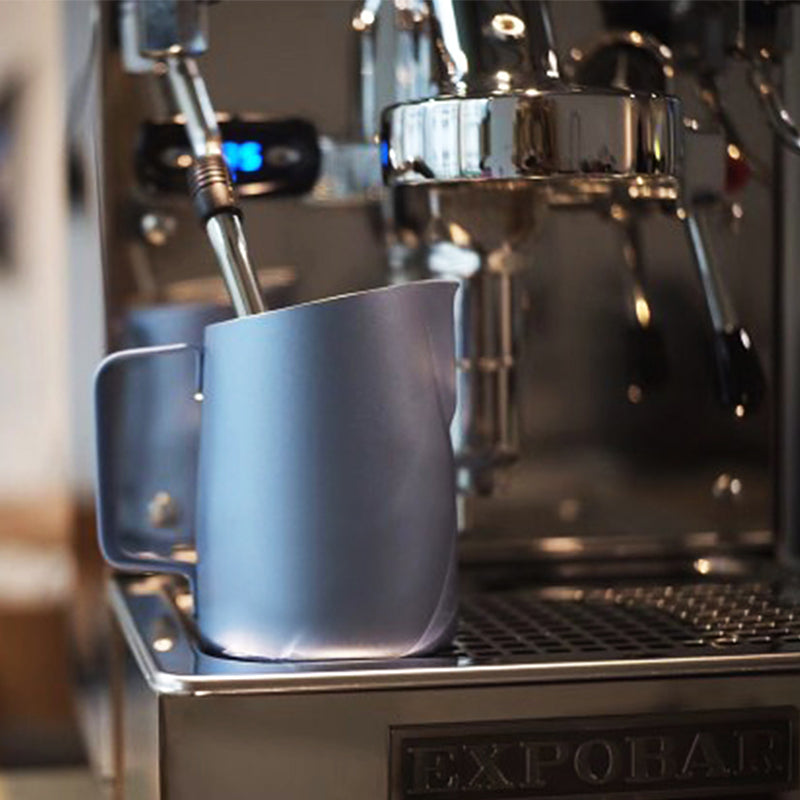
390, 707, 797, 800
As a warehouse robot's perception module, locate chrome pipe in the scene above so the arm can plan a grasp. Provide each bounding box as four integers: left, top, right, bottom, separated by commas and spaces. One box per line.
683, 211, 731, 335
205, 215, 265, 319
164, 56, 223, 158
163, 56, 265, 316
352, 0, 383, 141
749, 56, 800, 155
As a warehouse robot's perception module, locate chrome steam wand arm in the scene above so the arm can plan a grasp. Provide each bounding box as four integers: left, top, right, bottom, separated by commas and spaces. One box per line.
164, 57, 265, 317
130, 0, 264, 317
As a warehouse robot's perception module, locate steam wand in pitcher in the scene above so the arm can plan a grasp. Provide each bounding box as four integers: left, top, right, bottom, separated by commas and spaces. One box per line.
128, 0, 265, 317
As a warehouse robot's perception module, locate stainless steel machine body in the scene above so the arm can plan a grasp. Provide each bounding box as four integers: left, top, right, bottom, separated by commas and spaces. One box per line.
379, 0, 769, 539
112, 573, 800, 800
68, 0, 800, 797
83, 1, 776, 560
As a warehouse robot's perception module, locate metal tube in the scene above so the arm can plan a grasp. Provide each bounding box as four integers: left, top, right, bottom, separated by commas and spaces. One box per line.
205, 215, 265, 318
353, 0, 382, 141
164, 56, 223, 157
682, 211, 732, 333
749, 57, 800, 155
164, 56, 265, 316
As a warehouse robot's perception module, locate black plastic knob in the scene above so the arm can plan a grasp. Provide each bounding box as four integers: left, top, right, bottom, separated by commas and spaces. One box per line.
712, 326, 765, 417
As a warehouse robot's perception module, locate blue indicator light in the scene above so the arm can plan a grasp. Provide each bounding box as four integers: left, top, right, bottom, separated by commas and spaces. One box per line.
222, 140, 264, 180
380, 140, 389, 168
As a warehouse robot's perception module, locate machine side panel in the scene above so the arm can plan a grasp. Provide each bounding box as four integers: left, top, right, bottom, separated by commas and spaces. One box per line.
118, 629, 160, 800
158, 672, 800, 800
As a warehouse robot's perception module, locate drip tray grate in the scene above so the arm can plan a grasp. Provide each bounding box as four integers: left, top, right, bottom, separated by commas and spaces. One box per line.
114, 574, 800, 691
452, 581, 800, 663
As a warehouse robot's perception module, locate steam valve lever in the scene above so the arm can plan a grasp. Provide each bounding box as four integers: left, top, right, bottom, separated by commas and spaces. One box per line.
681, 205, 764, 417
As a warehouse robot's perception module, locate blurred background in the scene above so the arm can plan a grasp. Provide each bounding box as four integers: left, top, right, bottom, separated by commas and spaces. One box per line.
0, 0, 88, 778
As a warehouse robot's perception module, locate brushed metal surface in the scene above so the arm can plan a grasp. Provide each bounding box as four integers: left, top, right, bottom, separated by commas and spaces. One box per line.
97, 282, 459, 661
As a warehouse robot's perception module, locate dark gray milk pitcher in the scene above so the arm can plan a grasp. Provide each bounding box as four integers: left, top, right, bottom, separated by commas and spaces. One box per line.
95, 281, 459, 660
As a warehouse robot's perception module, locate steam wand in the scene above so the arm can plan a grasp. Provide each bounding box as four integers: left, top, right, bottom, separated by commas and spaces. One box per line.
129, 0, 265, 317
164, 58, 265, 317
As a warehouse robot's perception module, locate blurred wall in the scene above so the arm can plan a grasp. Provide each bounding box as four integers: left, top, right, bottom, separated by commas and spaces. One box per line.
0, 0, 69, 503
63, 0, 105, 501
0, 2, 85, 768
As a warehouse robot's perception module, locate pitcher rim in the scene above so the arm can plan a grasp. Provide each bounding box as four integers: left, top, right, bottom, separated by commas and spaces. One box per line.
205, 279, 458, 332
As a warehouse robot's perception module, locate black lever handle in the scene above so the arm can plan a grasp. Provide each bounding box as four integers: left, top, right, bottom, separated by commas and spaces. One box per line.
711, 326, 766, 417
681, 207, 765, 417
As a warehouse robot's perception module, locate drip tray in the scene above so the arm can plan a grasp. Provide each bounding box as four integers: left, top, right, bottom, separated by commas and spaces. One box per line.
110, 573, 800, 695
457, 582, 800, 662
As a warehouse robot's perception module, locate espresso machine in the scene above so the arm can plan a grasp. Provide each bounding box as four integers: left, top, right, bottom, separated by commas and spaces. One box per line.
72, 0, 800, 798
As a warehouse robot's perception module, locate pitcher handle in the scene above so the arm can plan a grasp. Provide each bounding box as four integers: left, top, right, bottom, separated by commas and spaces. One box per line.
94, 343, 202, 585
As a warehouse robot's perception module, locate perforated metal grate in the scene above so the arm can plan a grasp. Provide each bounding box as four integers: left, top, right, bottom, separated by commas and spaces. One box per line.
452, 581, 800, 664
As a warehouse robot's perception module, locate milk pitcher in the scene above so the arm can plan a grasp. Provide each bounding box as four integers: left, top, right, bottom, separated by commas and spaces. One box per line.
95, 281, 459, 661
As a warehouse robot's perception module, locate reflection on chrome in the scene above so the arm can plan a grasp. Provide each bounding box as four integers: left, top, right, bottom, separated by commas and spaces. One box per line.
153, 637, 175, 653
379, 1, 681, 517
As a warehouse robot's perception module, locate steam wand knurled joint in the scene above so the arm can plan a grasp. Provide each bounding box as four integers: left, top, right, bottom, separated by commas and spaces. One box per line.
164, 55, 265, 317
188, 154, 238, 223
187, 154, 265, 318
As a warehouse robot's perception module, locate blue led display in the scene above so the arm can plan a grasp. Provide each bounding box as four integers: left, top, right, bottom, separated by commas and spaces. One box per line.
222, 140, 264, 179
